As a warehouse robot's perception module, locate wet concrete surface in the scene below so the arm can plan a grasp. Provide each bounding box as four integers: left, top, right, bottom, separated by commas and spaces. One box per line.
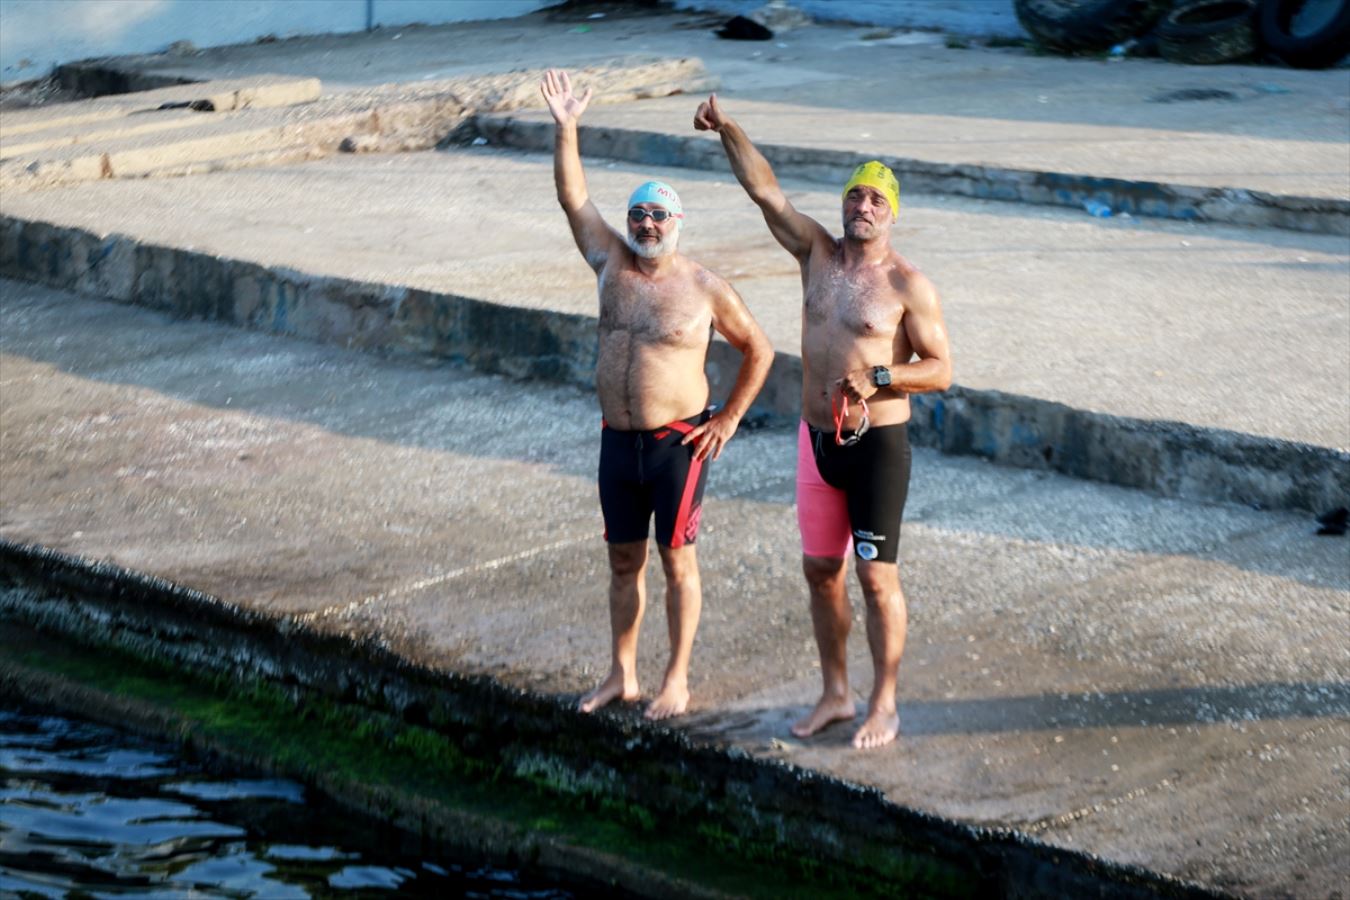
2, 280, 1347, 897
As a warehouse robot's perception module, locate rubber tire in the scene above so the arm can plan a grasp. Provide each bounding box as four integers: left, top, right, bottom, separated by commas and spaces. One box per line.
1014, 0, 1176, 53
1157, 0, 1258, 63
1259, 0, 1350, 67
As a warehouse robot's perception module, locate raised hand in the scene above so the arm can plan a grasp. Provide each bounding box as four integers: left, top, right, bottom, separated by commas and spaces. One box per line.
540, 68, 592, 127
693, 93, 727, 132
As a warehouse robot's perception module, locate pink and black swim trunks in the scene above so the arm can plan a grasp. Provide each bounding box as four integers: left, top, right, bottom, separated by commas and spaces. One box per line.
796, 419, 911, 563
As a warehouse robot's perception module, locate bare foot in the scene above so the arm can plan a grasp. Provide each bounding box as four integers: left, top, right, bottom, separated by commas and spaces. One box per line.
790, 694, 856, 738
644, 680, 689, 720
851, 707, 899, 750
578, 669, 639, 713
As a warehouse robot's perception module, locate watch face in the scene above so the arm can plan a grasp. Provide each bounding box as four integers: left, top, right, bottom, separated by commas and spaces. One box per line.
874, 366, 891, 387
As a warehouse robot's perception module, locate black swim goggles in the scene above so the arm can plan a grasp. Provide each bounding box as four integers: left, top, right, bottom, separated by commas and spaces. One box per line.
627, 207, 682, 223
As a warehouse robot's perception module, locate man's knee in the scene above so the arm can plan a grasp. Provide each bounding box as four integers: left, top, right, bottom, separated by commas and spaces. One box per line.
856, 560, 901, 605
608, 541, 648, 582
657, 544, 699, 585
802, 554, 847, 590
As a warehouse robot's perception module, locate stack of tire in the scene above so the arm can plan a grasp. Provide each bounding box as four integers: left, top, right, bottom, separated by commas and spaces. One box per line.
1013, 0, 1350, 66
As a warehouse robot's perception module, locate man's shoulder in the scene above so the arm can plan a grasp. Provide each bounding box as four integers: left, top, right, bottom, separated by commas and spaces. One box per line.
686, 257, 732, 293
886, 251, 927, 284
886, 254, 939, 309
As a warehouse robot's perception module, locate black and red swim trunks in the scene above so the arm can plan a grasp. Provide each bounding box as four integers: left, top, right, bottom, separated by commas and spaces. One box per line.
599, 410, 711, 548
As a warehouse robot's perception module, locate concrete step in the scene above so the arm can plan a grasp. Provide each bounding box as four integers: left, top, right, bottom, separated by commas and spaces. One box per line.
469, 108, 1350, 237
0, 60, 719, 192
1, 149, 1345, 515
0, 76, 328, 191
39, 8, 1347, 235
0, 75, 323, 136
2, 110, 216, 160
0, 117, 308, 188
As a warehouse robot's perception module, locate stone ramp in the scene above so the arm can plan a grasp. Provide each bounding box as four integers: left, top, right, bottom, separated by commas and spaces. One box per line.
2, 149, 1346, 514
2, 280, 1346, 897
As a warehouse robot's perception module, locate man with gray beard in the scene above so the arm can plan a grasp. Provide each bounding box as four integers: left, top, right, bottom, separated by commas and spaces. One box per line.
541, 69, 773, 720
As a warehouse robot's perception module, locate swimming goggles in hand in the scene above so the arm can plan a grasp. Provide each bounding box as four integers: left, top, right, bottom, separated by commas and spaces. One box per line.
832, 394, 870, 447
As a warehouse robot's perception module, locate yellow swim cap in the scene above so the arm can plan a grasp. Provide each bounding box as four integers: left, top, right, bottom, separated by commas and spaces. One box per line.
842, 161, 900, 218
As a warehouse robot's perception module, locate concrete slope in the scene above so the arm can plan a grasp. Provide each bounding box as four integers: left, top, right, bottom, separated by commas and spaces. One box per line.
1, 279, 1346, 897
1, 149, 1346, 512
47, 7, 1350, 232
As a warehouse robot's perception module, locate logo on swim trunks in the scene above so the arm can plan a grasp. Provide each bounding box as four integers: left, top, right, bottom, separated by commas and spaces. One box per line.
684, 503, 703, 543
853, 529, 886, 542
856, 541, 879, 560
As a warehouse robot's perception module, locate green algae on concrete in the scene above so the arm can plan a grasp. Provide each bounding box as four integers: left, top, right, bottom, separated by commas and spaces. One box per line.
0, 540, 1228, 899
0, 621, 966, 900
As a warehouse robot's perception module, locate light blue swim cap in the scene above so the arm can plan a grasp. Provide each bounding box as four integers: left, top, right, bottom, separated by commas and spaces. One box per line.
627, 181, 683, 217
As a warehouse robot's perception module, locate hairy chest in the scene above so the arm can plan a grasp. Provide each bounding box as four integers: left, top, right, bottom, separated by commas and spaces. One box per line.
804, 266, 904, 339
598, 271, 712, 350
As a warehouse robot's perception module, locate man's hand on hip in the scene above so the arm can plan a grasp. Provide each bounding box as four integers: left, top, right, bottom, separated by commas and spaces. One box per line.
682, 410, 740, 461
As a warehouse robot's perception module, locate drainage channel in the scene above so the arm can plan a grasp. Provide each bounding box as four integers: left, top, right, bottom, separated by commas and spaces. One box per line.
0, 539, 1229, 900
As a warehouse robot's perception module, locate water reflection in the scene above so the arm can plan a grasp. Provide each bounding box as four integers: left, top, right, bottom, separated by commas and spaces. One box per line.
0, 706, 573, 898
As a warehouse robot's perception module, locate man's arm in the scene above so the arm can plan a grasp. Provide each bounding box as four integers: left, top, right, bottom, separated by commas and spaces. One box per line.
694, 94, 832, 262
889, 273, 953, 393
681, 273, 774, 461
541, 69, 623, 271
838, 272, 953, 402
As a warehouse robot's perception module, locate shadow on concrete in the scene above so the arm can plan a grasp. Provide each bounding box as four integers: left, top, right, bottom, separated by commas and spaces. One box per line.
694, 681, 1350, 742
903, 681, 1350, 735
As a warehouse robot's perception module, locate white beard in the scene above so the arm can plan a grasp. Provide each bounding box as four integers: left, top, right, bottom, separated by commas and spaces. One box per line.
626, 227, 679, 259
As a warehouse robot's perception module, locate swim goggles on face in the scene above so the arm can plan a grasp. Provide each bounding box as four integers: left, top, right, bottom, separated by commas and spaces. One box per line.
832, 394, 870, 447
627, 207, 682, 223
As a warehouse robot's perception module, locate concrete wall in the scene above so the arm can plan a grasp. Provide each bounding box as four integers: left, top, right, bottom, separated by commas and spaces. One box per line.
674, 0, 1025, 38
0, 0, 551, 85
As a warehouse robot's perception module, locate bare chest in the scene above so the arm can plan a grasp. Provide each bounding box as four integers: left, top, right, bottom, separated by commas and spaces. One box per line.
598, 271, 712, 349
804, 265, 904, 340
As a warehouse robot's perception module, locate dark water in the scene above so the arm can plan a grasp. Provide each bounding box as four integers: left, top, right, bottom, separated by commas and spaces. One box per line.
0, 706, 573, 899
